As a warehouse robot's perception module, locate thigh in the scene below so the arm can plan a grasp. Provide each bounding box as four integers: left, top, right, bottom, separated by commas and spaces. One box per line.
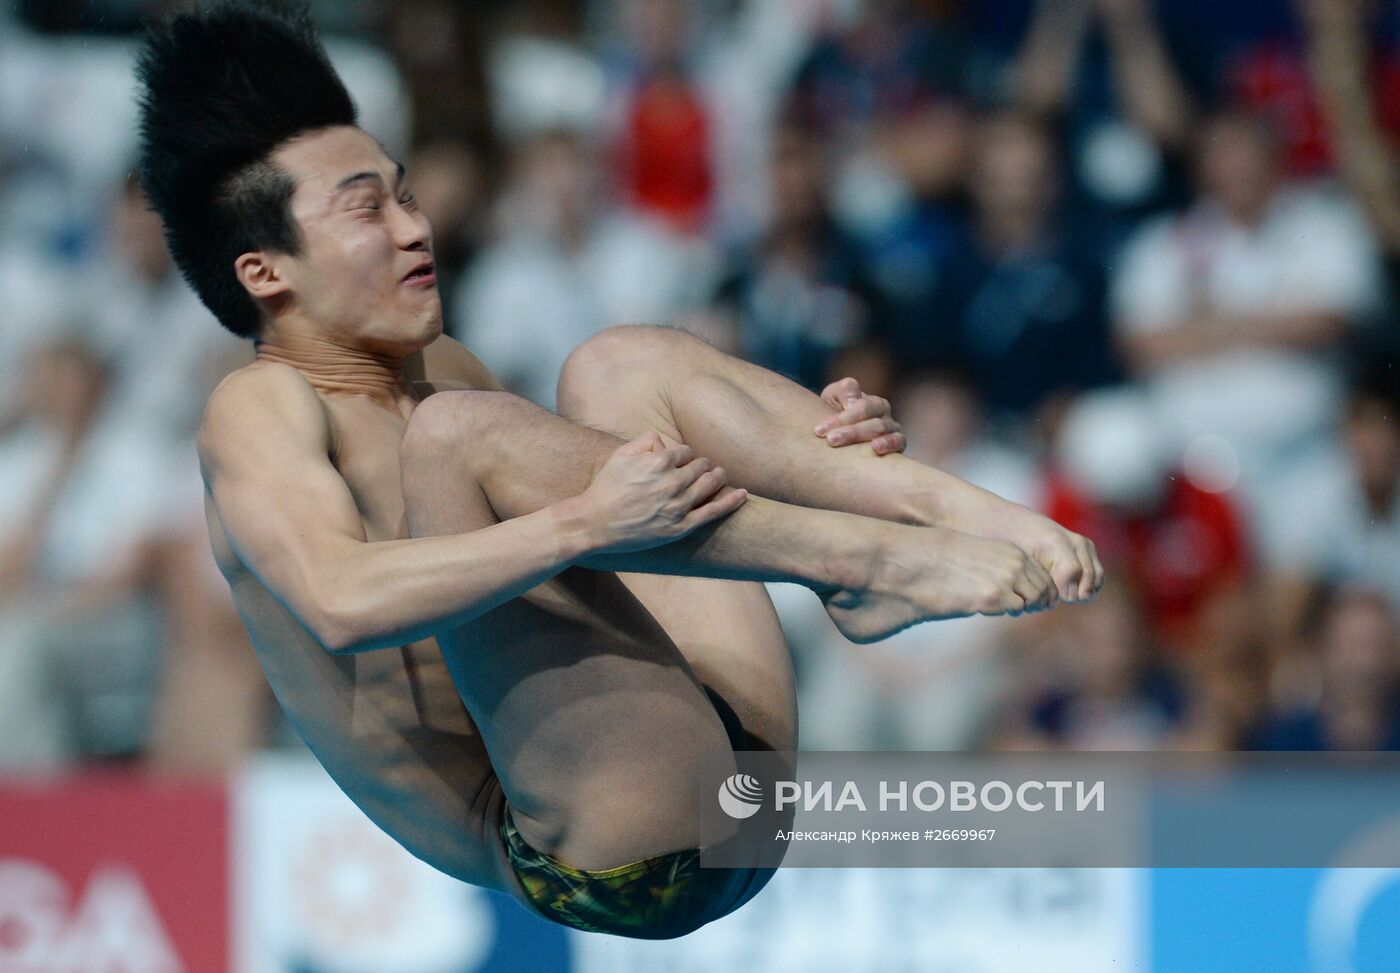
432, 567, 744, 869
615, 573, 797, 754
555, 355, 797, 755
403, 459, 741, 871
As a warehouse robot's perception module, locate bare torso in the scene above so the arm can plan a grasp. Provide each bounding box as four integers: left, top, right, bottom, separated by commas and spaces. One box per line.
204, 355, 499, 885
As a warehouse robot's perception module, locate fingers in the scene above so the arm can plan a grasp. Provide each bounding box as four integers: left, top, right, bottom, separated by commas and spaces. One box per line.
662, 443, 695, 469
814, 379, 904, 455
872, 431, 906, 455
676, 459, 726, 503
618, 430, 664, 454
822, 416, 901, 447
815, 395, 892, 437
676, 486, 749, 534
820, 377, 862, 411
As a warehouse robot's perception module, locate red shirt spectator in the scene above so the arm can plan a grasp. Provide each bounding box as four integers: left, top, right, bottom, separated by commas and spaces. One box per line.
1043, 468, 1249, 652
618, 69, 713, 233
1228, 39, 1400, 177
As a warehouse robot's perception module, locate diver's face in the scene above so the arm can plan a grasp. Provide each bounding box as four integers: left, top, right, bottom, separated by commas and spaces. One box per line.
271, 126, 442, 351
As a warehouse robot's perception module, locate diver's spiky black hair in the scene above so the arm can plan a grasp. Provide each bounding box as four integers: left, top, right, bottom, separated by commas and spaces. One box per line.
135, 1, 357, 336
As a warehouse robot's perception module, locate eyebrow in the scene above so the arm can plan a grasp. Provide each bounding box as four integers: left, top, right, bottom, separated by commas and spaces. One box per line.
332, 160, 406, 195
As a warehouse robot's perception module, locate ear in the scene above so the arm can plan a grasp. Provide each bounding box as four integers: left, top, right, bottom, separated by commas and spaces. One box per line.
234, 251, 292, 301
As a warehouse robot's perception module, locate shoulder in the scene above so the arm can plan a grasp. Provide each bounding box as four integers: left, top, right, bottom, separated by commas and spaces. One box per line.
408, 334, 505, 392
197, 361, 330, 469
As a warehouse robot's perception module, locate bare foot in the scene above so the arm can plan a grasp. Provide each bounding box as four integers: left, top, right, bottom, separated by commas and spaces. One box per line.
821, 524, 1059, 644
940, 486, 1105, 603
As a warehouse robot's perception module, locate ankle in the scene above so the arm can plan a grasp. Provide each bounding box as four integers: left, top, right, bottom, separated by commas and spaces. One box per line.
909, 469, 965, 529
835, 524, 901, 595
805, 525, 871, 597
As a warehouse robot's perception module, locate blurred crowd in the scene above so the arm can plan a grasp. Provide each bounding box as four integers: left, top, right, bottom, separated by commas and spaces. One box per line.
0, 0, 1397, 771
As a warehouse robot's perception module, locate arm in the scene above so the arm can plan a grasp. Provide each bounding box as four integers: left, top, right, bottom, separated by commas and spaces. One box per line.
200, 364, 744, 654
1301, 0, 1400, 253
201, 364, 591, 653
1119, 308, 1351, 371
1095, 0, 1197, 149
1013, 0, 1095, 117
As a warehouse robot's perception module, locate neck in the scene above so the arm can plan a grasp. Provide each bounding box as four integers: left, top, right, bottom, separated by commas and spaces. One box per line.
254, 331, 410, 403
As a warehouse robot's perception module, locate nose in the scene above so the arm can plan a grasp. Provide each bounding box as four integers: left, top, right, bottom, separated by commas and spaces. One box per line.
391, 202, 431, 253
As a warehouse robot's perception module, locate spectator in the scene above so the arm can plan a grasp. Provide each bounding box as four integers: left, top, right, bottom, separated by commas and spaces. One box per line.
996, 580, 1187, 751
1044, 389, 1252, 656
0, 177, 262, 771
406, 137, 490, 321
484, 0, 603, 143
1111, 109, 1384, 574
604, 0, 715, 233
874, 112, 1121, 422
1301, 366, 1400, 607
843, 100, 972, 394
383, 0, 495, 147
1010, 0, 1201, 225
1302, 0, 1400, 350
787, 0, 972, 146
707, 123, 876, 392
456, 130, 713, 408
1252, 587, 1400, 750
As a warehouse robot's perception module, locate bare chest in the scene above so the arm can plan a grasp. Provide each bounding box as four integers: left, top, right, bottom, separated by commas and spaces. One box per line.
323, 398, 416, 542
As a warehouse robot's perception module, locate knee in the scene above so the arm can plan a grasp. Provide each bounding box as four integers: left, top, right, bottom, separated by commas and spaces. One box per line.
400, 389, 536, 472
557, 325, 693, 415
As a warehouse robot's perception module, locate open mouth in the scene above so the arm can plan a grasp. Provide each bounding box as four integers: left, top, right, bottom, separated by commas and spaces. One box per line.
402, 261, 436, 286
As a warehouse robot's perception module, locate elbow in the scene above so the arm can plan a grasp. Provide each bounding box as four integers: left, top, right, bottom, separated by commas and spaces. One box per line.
312, 608, 358, 655
307, 585, 372, 655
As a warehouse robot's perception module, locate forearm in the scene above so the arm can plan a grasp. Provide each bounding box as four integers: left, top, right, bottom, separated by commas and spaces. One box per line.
331, 414, 885, 650
1101, 7, 1196, 147
571, 492, 876, 592
316, 505, 583, 653
1123, 310, 1349, 371
1014, 0, 1093, 116
1306, 6, 1400, 252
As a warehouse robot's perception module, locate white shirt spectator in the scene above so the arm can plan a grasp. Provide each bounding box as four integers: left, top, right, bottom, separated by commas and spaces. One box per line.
1111, 186, 1383, 568
1281, 458, 1400, 608
457, 213, 711, 409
